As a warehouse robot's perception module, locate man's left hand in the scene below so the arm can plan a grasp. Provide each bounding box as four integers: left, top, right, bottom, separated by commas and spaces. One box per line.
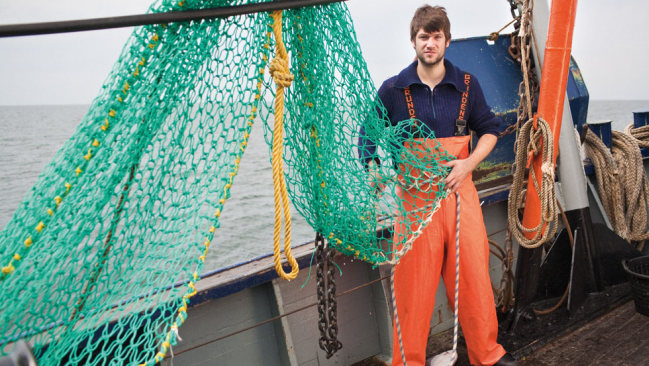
444, 158, 476, 193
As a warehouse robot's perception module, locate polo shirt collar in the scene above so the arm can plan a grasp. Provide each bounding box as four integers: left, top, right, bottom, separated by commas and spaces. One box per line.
393, 59, 465, 92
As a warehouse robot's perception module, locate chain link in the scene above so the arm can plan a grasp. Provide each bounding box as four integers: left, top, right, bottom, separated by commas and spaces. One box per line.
325, 247, 341, 351
508, 0, 522, 21
497, 231, 515, 310
492, 0, 540, 312
493, 0, 538, 140
506, 0, 539, 145
315, 232, 342, 358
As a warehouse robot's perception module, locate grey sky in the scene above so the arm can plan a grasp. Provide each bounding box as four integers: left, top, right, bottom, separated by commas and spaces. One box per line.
1, 0, 648, 105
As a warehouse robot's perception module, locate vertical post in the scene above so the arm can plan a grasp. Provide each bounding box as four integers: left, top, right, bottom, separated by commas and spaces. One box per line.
510, 0, 600, 331
520, 0, 578, 232
633, 110, 649, 155
633, 110, 649, 128
588, 121, 613, 149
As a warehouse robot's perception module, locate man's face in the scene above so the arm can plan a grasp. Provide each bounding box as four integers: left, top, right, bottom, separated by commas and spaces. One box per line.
412, 29, 450, 67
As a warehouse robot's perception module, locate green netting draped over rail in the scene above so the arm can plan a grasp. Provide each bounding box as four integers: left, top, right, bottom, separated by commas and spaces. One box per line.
0, 0, 452, 364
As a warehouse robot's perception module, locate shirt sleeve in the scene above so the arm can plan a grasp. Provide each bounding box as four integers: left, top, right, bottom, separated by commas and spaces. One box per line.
467, 76, 501, 138
358, 82, 390, 169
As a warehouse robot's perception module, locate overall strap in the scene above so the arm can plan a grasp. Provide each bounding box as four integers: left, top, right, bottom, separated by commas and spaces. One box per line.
454, 73, 471, 136
404, 86, 418, 126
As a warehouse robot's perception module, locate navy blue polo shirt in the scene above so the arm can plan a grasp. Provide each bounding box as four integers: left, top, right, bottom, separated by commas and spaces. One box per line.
358, 59, 500, 166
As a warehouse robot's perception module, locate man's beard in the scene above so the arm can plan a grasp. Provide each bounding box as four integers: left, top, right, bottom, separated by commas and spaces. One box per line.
417, 52, 444, 67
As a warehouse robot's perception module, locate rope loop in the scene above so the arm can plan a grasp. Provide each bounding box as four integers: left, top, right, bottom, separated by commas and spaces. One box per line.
508, 116, 558, 248
269, 9, 299, 280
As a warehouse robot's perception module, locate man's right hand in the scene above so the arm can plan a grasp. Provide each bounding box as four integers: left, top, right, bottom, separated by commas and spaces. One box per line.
368, 161, 386, 194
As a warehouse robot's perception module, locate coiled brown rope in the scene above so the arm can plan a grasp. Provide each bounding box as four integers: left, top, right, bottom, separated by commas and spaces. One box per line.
508, 117, 558, 248
625, 124, 649, 148
584, 128, 649, 246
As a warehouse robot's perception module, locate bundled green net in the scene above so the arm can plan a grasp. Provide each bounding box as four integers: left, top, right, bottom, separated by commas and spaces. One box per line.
275, 3, 453, 264
0, 0, 452, 364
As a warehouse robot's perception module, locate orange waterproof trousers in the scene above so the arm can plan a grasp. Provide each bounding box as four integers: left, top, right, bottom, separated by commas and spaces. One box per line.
392, 136, 505, 366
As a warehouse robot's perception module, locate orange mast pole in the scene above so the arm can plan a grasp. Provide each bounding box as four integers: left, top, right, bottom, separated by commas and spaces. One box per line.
521, 0, 578, 238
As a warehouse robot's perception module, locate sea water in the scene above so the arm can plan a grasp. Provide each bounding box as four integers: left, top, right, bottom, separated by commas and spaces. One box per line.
1, 100, 648, 271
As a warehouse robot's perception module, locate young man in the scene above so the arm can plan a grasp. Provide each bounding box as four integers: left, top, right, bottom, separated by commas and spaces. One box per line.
358, 5, 517, 366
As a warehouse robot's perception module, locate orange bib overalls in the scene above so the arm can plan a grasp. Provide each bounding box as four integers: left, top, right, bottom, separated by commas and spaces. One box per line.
391, 135, 506, 366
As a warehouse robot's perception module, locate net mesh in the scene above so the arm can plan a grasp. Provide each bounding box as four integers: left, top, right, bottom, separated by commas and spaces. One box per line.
0, 0, 452, 364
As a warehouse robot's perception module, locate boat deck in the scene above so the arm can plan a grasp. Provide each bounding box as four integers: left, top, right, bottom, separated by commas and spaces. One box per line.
518, 300, 649, 366
423, 299, 649, 366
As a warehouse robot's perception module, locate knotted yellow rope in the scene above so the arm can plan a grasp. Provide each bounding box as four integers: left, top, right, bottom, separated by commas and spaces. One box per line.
269, 10, 299, 280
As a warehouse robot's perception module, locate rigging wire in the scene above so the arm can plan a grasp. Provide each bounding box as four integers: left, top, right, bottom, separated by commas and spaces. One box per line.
0, 0, 347, 38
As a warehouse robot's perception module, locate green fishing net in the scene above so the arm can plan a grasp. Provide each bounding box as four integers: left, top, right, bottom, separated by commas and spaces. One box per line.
0, 0, 452, 364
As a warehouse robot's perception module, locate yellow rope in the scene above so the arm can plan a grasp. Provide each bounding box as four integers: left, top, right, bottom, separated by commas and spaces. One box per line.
269, 10, 299, 281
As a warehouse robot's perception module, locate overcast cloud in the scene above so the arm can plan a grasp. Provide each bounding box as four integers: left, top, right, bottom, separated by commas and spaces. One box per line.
1, 0, 648, 105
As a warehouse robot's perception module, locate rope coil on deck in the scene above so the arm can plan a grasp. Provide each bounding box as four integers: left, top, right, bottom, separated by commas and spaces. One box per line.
584, 128, 649, 245
625, 124, 649, 148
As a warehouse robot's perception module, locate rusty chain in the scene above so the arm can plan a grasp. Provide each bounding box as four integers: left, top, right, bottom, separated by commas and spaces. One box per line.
497, 0, 540, 140
315, 232, 342, 358
488, 0, 541, 312
511, 0, 538, 137
490, 231, 515, 311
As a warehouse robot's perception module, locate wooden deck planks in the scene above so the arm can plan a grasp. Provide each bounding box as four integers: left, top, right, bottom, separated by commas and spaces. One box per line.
519, 301, 649, 366
418, 300, 649, 366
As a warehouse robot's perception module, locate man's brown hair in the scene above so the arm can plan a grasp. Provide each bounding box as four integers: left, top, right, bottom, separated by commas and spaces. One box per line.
410, 5, 451, 41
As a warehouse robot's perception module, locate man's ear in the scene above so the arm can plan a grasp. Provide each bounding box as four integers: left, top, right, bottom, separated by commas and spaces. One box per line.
445, 39, 451, 48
